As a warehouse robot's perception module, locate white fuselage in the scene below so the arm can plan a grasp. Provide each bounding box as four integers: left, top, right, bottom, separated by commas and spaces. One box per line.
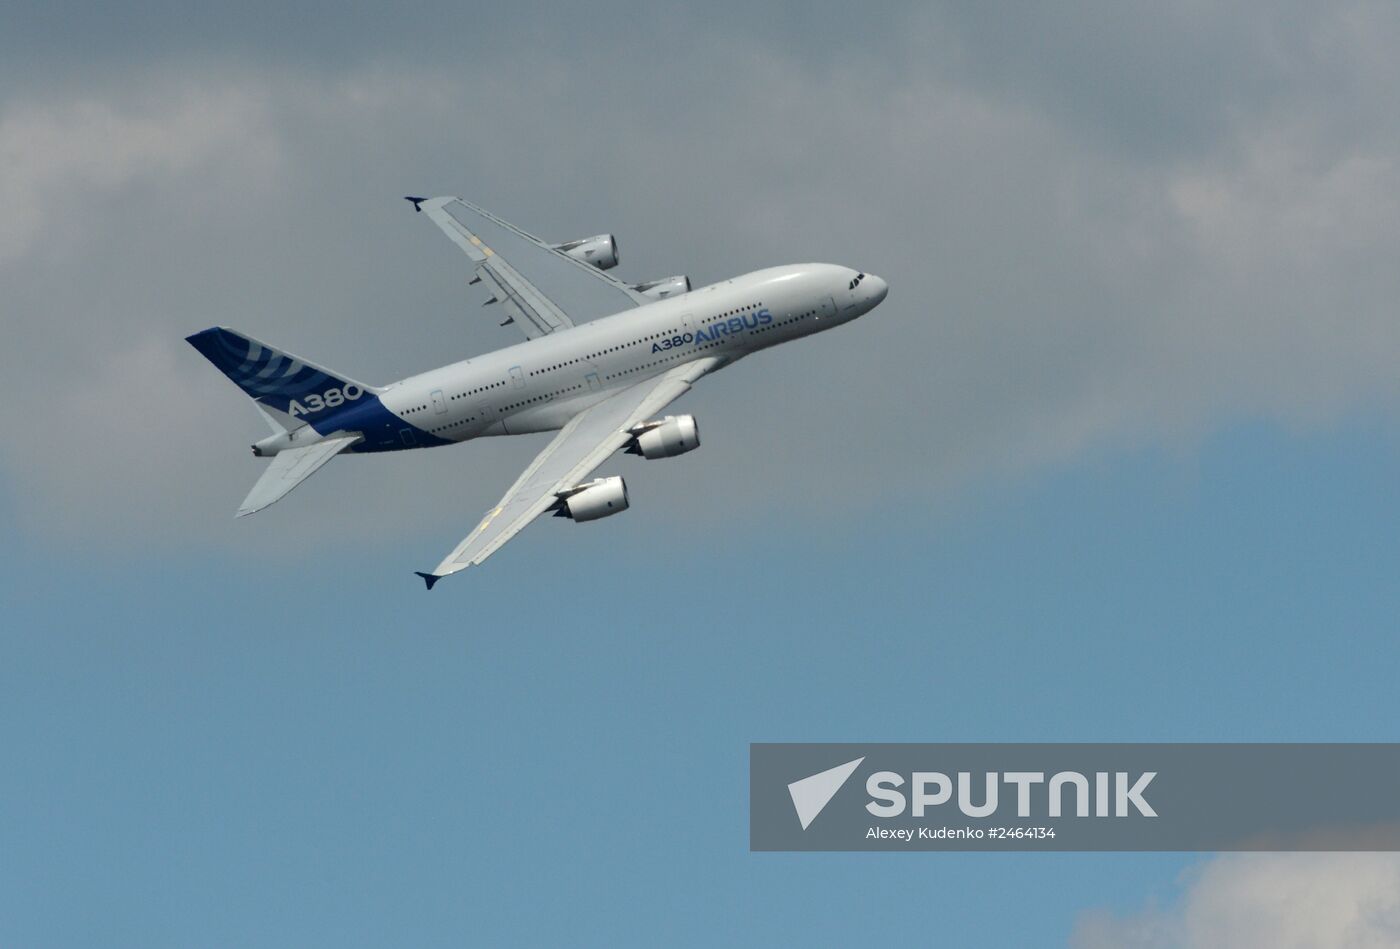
301, 263, 885, 452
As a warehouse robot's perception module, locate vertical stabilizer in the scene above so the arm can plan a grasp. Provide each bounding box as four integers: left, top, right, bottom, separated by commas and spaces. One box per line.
186, 327, 380, 429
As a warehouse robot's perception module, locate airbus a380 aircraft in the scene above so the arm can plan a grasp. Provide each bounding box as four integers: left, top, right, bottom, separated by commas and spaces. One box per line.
188, 197, 888, 588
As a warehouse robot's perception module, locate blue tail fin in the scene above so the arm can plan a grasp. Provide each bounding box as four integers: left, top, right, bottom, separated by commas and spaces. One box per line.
186, 327, 379, 426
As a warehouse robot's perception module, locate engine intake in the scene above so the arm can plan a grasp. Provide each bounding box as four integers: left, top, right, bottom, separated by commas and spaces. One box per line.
553, 476, 629, 521
553, 234, 619, 270
633, 275, 691, 300
627, 415, 700, 460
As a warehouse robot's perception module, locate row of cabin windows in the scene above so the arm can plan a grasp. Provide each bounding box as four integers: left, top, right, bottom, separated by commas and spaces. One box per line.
500, 382, 586, 413
525, 302, 764, 378
530, 327, 684, 376
427, 415, 478, 434
605, 348, 690, 380
718, 302, 763, 317
752, 310, 815, 335
405, 378, 506, 418
450, 380, 507, 401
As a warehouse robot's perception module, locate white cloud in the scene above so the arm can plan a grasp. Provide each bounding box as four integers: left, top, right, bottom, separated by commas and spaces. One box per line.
0, 85, 280, 262
1073, 853, 1400, 949
2, 4, 1400, 554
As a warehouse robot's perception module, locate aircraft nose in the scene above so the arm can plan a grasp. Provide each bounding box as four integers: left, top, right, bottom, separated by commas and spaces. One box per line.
868, 274, 888, 305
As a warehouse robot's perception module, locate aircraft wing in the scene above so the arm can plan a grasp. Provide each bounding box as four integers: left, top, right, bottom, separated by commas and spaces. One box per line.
414, 196, 650, 339
417, 356, 723, 588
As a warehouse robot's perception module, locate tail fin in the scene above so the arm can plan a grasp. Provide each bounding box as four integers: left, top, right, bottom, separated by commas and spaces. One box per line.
186, 327, 380, 428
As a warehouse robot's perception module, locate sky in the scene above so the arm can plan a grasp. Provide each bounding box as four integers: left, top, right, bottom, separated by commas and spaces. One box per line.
2, 2, 1399, 946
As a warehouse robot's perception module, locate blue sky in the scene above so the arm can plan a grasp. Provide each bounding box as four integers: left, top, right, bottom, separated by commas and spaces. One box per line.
3, 2, 1400, 945
3, 416, 1396, 946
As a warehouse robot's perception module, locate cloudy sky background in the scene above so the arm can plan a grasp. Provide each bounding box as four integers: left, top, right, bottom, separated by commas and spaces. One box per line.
3, 2, 1399, 945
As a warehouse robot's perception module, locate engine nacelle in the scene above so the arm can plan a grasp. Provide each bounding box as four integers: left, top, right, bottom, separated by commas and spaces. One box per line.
557, 476, 629, 521
633, 275, 691, 300
627, 415, 700, 460
553, 234, 619, 270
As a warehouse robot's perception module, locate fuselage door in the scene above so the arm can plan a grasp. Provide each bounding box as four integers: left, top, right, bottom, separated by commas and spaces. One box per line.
431, 388, 447, 414
509, 366, 526, 388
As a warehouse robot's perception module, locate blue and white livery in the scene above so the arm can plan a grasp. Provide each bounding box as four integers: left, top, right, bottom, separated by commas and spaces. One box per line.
188, 197, 888, 588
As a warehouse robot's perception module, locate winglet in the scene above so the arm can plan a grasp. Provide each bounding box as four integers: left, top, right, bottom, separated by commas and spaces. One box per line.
405, 196, 427, 212
414, 571, 441, 591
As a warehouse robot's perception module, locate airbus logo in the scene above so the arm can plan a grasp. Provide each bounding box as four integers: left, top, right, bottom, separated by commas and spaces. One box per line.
649, 310, 775, 353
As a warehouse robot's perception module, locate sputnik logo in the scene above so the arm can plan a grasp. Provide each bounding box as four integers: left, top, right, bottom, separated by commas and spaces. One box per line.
787, 757, 865, 830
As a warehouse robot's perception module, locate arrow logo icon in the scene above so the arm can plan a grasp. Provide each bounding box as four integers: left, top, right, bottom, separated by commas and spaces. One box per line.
787, 757, 865, 830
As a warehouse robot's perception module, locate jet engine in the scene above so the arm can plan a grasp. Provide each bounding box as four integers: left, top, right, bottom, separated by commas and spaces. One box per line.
633, 275, 691, 300
626, 415, 700, 460
554, 476, 629, 521
553, 234, 619, 270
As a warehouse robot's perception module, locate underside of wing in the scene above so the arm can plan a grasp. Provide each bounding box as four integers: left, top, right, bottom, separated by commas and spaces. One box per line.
416, 357, 723, 588
416, 197, 649, 339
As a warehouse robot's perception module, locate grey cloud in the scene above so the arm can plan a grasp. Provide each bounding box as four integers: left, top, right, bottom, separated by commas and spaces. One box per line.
906, 3, 1379, 160
3, 4, 1399, 557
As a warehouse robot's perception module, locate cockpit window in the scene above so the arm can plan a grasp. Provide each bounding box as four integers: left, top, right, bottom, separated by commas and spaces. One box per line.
848, 273, 866, 290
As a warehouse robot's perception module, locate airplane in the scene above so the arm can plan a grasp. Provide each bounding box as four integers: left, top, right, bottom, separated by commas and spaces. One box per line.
187, 197, 889, 589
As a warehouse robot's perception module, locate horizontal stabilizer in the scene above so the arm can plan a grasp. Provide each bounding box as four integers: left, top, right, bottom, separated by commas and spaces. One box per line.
238, 433, 361, 518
